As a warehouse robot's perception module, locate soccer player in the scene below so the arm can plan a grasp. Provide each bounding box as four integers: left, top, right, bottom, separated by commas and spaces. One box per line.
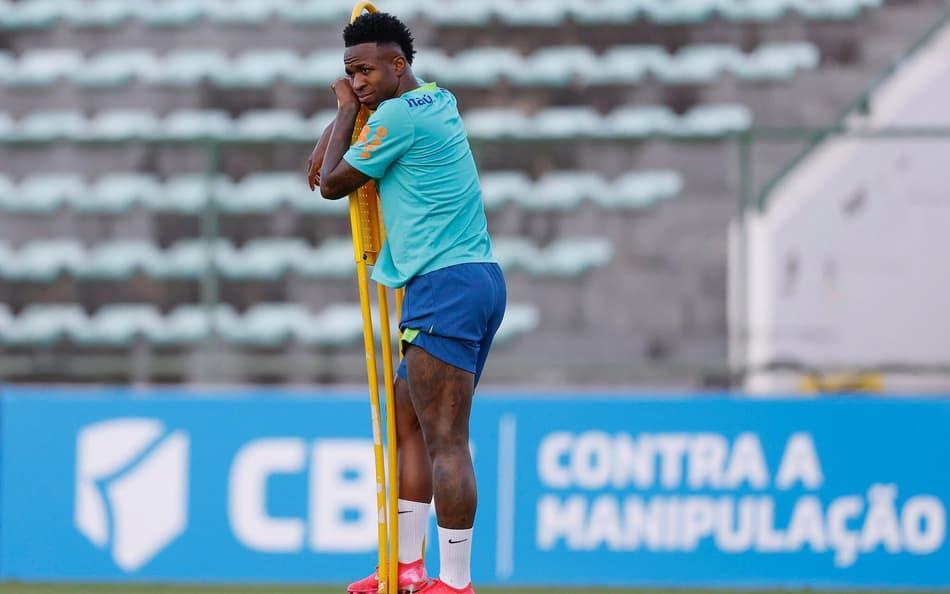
307, 11, 506, 594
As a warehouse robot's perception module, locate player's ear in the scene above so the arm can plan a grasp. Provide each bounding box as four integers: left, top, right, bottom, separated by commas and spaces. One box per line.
392, 54, 407, 75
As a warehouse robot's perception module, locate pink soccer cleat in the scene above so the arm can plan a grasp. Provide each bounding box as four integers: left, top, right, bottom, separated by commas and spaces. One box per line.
346, 559, 428, 594
414, 579, 475, 594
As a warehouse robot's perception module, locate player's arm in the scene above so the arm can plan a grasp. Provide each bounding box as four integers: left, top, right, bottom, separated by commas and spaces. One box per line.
306, 122, 333, 191
320, 78, 371, 200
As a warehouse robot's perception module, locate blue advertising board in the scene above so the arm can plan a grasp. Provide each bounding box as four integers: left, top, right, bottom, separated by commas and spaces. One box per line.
1, 385, 948, 588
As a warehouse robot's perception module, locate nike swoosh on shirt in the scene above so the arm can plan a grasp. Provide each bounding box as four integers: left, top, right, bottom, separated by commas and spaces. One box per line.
448, 539, 468, 544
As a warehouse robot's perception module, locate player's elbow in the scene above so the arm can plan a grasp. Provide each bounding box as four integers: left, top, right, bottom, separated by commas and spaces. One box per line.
319, 178, 348, 200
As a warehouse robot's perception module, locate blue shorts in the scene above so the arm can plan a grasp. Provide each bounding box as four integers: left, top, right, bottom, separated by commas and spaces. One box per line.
396, 262, 506, 387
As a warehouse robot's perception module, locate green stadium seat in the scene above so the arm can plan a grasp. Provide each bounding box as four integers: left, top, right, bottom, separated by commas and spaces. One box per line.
522, 171, 608, 211
569, 0, 642, 24
479, 170, 532, 212
0, 241, 11, 279
718, 0, 788, 23
152, 239, 230, 280
1, 0, 72, 30
587, 45, 668, 85
6, 49, 83, 87
440, 48, 524, 87
600, 170, 684, 210
0, 176, 14, 207
511, 46, 599, 87
4, 304, 88, 346
158, 174, 232, 214
219, 238, 309, 281
214, 49, 302, 89
420, 1, 493, 25
87, 109, 160, 141
409, 49, 451, 83
13, 175, 85, 213
222, 303, 313, 346
150, 49, 230, 86
299, 303, 364, 346
495, 0, 570, 26
275, 0, 349, 25
151, 304, 239, 345
491, 238, 542, 273
309, 109, 339, 133
135, 0, 204, 27
292, 238, 356, 278
676, 103, 752, 137
0, 113, 11, 140
79, 304, 165, 346
530, 106, 604, 139
493, 304, 540, 344
0, 302, 11, 341
290, 51, 345, 87
81, 173, 162, 213
4, 240, 86, 281
658, 44, 743, 85
72, 49, 160, 88
463, 108, 529, 140
233, 110, 312, 142
526, 237, 613, 278
15, 110, 87, 142
0, 50, 13, 82
643, 0, 716, 25
227, 172, 301, 213
162, 109, 235, 141
77, 240, 164, 280
67, 0, 136, 28
205, 0, 283, 25
604, 105, 678, 138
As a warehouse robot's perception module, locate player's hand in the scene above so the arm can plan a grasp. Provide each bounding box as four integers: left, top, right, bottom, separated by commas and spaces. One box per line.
331, 76, 360, 110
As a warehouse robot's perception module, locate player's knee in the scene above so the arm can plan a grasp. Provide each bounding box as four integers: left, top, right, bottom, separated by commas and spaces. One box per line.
422, 423, 468, 458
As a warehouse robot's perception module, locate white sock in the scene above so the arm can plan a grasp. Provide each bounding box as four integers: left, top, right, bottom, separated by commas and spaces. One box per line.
397, 498, 430, 564
437, 526, 472, 589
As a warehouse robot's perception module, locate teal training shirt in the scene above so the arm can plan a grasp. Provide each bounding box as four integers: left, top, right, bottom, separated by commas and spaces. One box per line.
343, 81, 495, 288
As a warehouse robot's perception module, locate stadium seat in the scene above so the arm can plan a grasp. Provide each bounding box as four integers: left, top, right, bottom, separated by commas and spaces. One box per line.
297, 303, 365, 346
6, 49, 83, 87
72, 49, 160, 88
151, 304, 240, 345
220, 303, 313, 346
290, 50, 346, 87
204, 0, 283, 25
151, 239, 231, 280
569, 0, 643, 24
162, 109, 235, 141
12, 175, 85, 213
479, 170, 533, 211
15, 110, 87, 142
292, 238, 356, 279
599, 170, 684, 209
439, 48, 524, 87
218, 238, 310, 281
511, 46, 599, 87
3, 239, 86, 281
233, 110, 312, 142
1, 0, 73, 30
527, 237, 613, 278
226, 172, 301, 214
658, 44, 744, 85
462, 108, 530, 140
80, 173, 163, 213
676, 103, 752, 136
3, 304, 88, 346
275, 0, 350, 25
409, 49, 451, 82
604, 105, 679, 138
493, 303, 540, 344
0, 176, 12, 207
494, 0, 570, 25
418, 1, 493, 25
66, 0, 136, 28
491, 238, 542, 273
159, 174, 232, 214
214, 49, 303, 88
0, 302, 11, 341
77, 240, 164, 280
522, 171, 609, 211
86, 109, 161, 141
79, 304, 166, 346
149, 49, 230, 86
529, 106, 605, 139
134, 0, 204, 27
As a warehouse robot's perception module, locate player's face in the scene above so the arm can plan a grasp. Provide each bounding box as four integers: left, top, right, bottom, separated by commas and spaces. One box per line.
344, 43, 404, 110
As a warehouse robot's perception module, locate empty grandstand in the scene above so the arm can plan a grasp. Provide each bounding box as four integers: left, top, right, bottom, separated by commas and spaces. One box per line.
0, 0, 947, 385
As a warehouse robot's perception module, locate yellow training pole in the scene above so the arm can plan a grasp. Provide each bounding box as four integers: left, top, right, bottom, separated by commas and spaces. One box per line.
346, 3, 401, 593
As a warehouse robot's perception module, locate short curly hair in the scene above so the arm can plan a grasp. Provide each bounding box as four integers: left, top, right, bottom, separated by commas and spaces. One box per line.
344, 12, 416, 65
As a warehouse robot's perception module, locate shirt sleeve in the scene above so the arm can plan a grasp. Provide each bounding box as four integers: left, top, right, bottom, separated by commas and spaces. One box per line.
343, 100, 415, 179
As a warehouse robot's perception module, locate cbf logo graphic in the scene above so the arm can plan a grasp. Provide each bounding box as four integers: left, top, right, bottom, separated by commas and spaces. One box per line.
74, 419, 189, 572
